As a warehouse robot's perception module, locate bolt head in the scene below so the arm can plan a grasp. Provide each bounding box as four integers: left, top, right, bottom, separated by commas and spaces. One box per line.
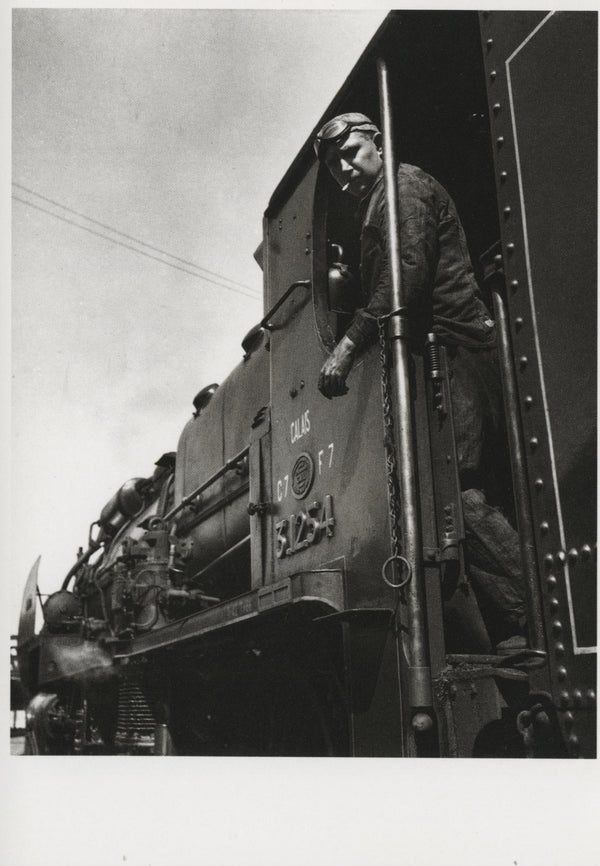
412, 712, 434, 733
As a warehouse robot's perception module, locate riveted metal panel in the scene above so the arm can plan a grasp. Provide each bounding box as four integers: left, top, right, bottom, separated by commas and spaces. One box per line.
479, 11, 597, 756
264, 162, 394, 612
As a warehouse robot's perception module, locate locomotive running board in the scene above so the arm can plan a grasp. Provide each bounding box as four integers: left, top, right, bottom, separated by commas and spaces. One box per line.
112, 569, 344, 659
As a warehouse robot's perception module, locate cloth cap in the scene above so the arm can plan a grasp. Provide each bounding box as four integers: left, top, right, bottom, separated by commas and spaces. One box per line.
314, 112, 379, 160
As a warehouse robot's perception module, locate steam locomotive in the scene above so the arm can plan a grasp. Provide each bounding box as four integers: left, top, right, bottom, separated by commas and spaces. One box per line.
16, 11, 597, 757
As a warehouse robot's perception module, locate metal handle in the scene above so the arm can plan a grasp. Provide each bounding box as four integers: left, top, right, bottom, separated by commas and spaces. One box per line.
260, 280, 310, 330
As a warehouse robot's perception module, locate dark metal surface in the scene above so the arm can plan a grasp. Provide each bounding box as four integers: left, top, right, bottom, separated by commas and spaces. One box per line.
479, 10, 597, 756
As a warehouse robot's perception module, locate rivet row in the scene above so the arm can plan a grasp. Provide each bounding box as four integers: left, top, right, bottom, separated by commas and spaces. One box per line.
558, 689, 596, 708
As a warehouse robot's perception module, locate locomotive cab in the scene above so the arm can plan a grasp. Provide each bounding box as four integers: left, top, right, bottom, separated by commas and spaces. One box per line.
259, 10, 596, 757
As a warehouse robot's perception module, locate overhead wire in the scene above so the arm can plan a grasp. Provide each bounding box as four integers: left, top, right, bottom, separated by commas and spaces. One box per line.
13, 181, 259, 294
12, 183, 262, 302
13, 195, 260, 301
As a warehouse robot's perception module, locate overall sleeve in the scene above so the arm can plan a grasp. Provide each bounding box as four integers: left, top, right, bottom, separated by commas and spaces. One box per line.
345, 168, 439, 352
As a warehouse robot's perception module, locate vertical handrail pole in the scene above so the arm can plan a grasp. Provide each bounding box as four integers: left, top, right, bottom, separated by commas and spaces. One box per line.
377, 58, 432, 711
492, 289, 545, 651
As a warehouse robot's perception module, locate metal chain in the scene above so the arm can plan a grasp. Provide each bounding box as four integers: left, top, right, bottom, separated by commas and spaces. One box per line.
377, 311, 411, 592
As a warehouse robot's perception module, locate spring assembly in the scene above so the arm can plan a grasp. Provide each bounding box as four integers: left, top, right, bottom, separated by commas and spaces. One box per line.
425, 333, 445, 414
114, 680, 156, 754
425, 333, 442, 378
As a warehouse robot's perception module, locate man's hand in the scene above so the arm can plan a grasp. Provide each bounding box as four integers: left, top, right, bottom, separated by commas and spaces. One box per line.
318, 335, 357, 398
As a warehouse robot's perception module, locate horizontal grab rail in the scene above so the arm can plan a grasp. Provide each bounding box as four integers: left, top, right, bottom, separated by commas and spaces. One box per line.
164, 446, 250, 522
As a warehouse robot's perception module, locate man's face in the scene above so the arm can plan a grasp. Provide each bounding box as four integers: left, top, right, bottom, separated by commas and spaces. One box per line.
323, 130, 382, 199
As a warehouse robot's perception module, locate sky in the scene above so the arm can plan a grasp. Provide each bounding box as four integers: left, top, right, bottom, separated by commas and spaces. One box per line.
10, 8, 387, 635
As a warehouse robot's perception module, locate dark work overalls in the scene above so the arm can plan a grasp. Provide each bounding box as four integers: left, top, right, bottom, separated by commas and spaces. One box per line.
345, 165, 526, 646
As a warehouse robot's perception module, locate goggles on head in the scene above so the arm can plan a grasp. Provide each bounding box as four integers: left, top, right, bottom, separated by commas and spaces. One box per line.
313, 114, 379, 159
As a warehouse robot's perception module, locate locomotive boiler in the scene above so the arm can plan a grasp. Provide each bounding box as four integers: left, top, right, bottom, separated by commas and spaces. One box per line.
16, 11, 597, 757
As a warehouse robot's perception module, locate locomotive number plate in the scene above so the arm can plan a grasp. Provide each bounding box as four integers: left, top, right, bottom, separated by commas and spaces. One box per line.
275, 495, 335, 558
291, 452, 314, 499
